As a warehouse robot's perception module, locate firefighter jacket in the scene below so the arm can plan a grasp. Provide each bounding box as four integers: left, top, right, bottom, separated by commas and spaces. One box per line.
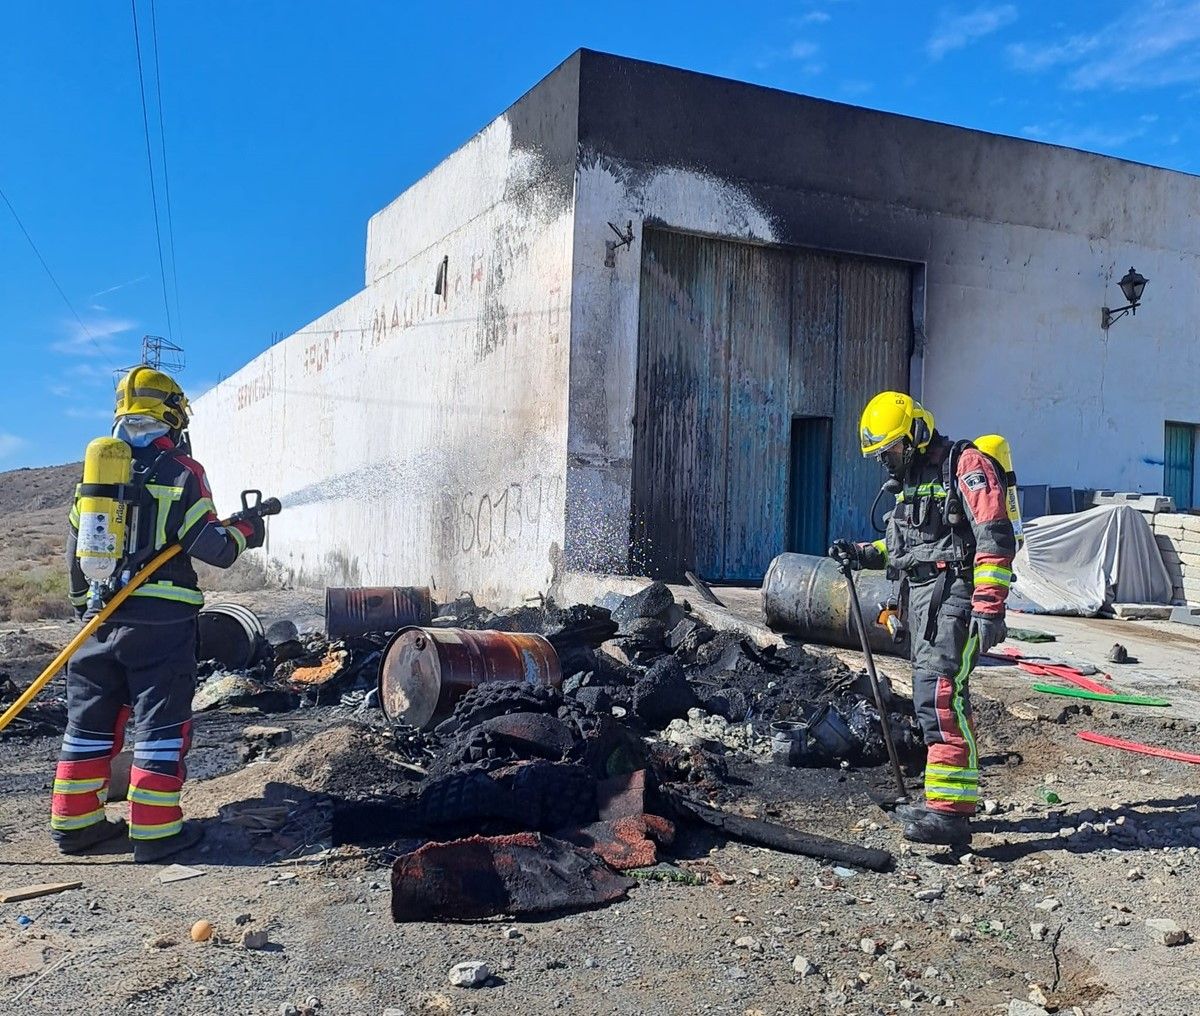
66, 436, 255, 624
860, 434, 1016, 616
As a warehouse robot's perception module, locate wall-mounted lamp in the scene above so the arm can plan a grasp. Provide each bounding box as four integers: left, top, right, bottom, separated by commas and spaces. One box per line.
1101, 266, 1148, 329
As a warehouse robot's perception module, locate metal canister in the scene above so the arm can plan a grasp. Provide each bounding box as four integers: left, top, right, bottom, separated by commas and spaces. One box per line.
769, 720, 808, 766
325, 586, 433, 639
378, 627, 562, 729
761, 553, 908, 657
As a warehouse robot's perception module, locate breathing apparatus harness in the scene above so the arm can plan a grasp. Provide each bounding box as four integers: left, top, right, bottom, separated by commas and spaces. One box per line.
874, 438, 1009, 644
77, 431, 188, 611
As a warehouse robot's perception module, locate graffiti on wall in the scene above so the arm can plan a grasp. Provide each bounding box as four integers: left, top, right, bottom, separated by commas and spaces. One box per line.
437, 473, 564, 559
236, 371, 273, 411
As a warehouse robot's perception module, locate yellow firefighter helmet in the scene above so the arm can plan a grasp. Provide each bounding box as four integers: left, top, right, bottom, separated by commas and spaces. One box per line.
859, 391, 935, 457
115, 366, 190, 431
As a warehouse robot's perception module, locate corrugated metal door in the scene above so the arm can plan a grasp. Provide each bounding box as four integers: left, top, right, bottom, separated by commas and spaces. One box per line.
632, 230, 730, 578
723, 243, 792, 579
633, 230, 913, 581
831, 258, 914, 540
1164, 422, 1196, 510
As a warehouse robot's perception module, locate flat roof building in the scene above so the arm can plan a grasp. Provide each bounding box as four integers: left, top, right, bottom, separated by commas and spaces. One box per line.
193, 50, 1200, 602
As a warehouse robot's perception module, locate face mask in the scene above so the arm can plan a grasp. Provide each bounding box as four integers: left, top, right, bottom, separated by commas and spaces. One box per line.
114, 414, 170, 448
878, 440, 910, 482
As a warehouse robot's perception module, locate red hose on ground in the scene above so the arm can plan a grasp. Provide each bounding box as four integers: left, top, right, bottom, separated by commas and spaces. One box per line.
1077, 731, 1200, 765
1016, 661, 1115, 696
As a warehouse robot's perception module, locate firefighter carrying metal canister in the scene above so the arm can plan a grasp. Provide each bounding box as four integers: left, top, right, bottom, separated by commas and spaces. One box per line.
52, 367, 266, 862
829, 392, 1016, 846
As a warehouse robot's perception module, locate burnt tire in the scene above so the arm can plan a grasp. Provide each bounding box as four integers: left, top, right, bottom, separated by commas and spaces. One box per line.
436, 682, 563, 736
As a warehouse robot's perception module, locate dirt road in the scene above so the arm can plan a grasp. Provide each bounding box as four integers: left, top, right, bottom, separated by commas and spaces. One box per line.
2, 598, 1199, 1016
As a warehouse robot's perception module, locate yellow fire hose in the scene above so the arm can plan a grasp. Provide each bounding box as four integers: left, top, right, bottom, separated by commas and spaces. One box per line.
0, 492, 280, 735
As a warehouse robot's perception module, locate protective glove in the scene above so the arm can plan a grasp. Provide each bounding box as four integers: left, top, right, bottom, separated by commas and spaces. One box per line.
827, 539, 862, 571
969, 612, 1007, 655
240, 515, 266, 550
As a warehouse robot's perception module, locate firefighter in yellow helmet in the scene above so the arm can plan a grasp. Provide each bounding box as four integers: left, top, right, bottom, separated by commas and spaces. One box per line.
52, 367, 266, 862
829, 392, 1016, 846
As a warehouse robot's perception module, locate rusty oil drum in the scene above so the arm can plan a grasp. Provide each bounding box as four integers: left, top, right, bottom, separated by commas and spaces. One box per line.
761, 552, 908, 658
378, 627, 562, 729
325, 586, 433, 639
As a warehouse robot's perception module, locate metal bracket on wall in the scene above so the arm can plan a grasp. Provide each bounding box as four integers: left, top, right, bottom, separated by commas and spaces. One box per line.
434, 254, 449, 298
604, 221, 635, 268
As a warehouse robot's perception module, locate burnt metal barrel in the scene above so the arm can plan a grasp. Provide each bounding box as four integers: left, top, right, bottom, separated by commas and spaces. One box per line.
197, 603, 266, 670
325, 586, 433, 639
762, 553, 908, 658
378, 627, 562, 729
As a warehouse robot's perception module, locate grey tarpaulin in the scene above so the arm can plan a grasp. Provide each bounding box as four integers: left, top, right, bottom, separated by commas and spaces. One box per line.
1008, 505, 1172, 616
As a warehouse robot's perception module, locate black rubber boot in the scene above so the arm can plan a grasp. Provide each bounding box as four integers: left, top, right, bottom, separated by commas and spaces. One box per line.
133, 821, 204, 864
55, 818, 129, 855
902, 809, 972, 846
893, 800, 930, 824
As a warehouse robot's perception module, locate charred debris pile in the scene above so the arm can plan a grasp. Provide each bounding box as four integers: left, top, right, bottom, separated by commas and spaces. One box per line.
187, 582, 920, 918
2, 584, 921, 918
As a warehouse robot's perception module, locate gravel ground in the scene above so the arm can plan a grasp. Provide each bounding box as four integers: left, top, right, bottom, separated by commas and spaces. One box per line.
2, 600, 1200, 1016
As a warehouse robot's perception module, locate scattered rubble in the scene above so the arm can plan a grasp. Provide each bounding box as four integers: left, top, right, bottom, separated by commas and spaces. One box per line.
793, 955, 819, 977
1145, 917, 1189, 946
447, 961, 491, 988
242, 928, 271, 950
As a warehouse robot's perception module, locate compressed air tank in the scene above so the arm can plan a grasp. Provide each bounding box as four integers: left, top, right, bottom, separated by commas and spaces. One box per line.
75, 437, 133, 582
973, 434, 1024, 549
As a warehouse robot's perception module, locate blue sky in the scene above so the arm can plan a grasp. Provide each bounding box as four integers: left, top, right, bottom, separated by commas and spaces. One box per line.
3, 1, 1198, 469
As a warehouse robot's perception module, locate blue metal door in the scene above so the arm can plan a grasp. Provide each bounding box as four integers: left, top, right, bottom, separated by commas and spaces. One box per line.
1164, 422, 1196, 509
788, 417, 832, 555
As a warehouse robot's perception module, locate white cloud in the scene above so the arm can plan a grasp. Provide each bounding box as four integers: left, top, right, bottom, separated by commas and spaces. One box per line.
1020, 120, 1149, 152
0, 432, 26, 461
1008, 1, 1200, 90
52, 314, 137, 359
839, 79, 875, 96
927, 4, 1018, 59
1008, 34, 1099, 72
796, 10, 831, 24
89, 275, 148, 301
65, 407, 114, 421
66, 362, 121, 384
752, 37, 824, 73
180, 375, 217, 400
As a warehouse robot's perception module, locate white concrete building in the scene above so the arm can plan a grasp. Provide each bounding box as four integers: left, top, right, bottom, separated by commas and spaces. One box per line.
192, 50, 1200, 603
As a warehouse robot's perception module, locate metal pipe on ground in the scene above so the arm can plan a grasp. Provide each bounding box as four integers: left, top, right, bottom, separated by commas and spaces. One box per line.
378, 627, 562, 729
762, 553, 908, 657
325, 587, 433, 639
668, 793, 893, 871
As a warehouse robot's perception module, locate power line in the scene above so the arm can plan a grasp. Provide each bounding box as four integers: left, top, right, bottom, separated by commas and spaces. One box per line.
130, 0, 174, 341
148, 0, 183, 341
0, 183, 114, 366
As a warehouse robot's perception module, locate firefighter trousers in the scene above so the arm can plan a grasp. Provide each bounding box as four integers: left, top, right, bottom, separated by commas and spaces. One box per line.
51, 619, 196, 842
906, 576, 980, 815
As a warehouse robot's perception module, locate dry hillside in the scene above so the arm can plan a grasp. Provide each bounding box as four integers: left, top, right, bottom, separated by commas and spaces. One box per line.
0, 461, 80, 621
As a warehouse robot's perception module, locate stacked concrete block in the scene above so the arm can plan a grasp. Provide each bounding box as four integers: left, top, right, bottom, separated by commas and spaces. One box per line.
1089, 491, 1175, 514
1152, 513, 1200, 605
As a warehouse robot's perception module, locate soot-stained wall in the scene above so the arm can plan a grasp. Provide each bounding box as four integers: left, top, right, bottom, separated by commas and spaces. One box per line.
192, 56, 580, 603
566, 50, 1200, 569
